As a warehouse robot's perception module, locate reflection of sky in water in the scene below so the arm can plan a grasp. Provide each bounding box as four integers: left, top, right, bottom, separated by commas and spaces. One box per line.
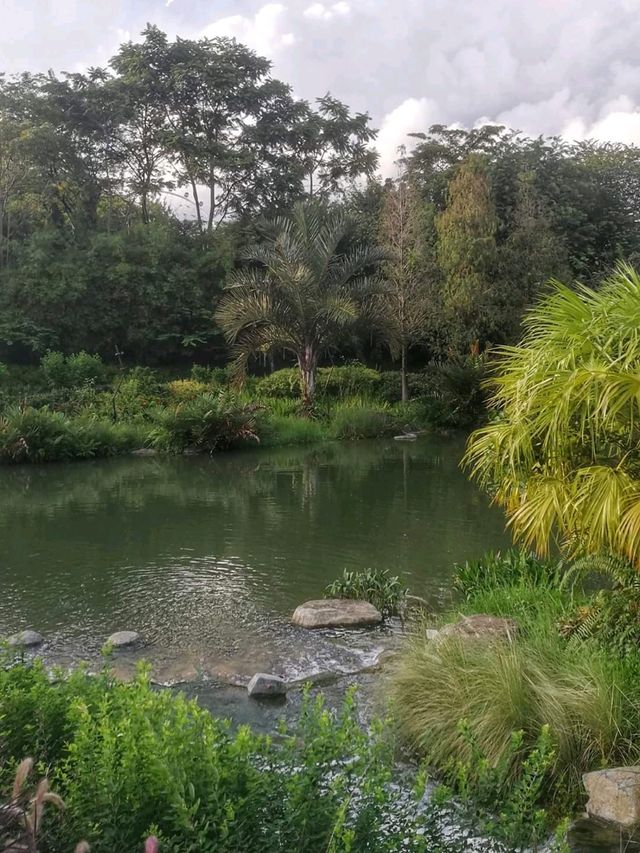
0, 438, 508, 669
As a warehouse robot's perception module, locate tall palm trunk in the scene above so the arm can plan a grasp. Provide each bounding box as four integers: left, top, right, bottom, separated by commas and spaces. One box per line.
297, 345, 318, 413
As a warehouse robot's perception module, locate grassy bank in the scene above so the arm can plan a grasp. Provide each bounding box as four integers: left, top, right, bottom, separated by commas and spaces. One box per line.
0, 358, 485, 463
391, 550, 640, 844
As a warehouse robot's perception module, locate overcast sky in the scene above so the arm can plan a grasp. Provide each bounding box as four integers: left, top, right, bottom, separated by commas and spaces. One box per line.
2, 0, 640, 175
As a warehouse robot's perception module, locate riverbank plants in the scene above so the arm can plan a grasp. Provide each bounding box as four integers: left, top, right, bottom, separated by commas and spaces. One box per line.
325, 568, 409, 617
0, 656, 515, 853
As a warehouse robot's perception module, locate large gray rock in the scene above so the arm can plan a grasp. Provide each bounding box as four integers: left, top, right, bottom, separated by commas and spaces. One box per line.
583, 768, 640, 828
247, 673, 287, 698
8, 630, 44, 648
292, 599, 382, 629
106, 630, 140, 649
438, 614, 518, 643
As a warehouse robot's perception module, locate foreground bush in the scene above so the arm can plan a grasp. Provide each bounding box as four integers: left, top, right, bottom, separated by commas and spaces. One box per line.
41, 351, 106, 389
0, 659, 494, 853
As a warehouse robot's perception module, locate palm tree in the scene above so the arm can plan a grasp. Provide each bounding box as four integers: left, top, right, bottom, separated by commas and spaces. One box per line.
464, 264, 640, 564
215, 201, 382, 409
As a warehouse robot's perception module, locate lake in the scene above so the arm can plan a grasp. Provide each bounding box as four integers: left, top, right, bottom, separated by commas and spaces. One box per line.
0, 435, 508, 687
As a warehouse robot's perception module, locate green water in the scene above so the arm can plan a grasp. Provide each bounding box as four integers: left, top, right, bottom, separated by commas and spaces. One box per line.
0, 435, 507, 679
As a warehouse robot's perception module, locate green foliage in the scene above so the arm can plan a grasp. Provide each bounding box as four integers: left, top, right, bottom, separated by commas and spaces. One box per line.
325, 568, 409, 618
438, 721, 557, 849
257, 365, 382, 401
0, 407, 146, 463
149, 393, 261, 453
41, 350, 105, 389
190, 364, 229, 386
465, 264, 640, 561
330, 399, 396, 439
257, 413, 327, 448
216, 201, 384, 408
453, 550, 567, 602
0, 362, 7, 382
0, 659, 471, 853
559, 554, 640, 654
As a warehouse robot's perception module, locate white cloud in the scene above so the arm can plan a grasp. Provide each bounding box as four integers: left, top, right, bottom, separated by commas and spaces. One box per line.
303, 2, 350, 20
376, 97, 438, 177
201, 4, 295, 57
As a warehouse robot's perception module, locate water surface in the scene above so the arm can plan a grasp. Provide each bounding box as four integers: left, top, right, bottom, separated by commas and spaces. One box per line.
0, 436, 507, 681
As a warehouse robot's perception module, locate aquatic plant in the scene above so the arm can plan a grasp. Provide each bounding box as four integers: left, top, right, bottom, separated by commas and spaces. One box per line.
325, 568, 409, 617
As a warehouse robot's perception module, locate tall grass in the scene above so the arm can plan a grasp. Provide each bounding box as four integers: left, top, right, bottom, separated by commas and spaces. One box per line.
257, 413, 328, 447
330, 398, 397, 439
392, 626, 638, 805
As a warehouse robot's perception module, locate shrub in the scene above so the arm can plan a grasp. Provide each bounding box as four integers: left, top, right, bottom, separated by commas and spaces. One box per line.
378, 371, 436, 404
166, 378, 210, 400
255, 368, 300, 399
149, 393, 261, 453
330, 399, 396, 439
256, 364, 382, 401
0, 362, 7, 382
41, 351, 105, 389
0, 659, 474, 853
325, 568, 409, 618
190, 364, 229, 386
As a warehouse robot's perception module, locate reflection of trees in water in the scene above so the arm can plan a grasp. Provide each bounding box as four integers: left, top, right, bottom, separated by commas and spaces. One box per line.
0, 435, 502, 580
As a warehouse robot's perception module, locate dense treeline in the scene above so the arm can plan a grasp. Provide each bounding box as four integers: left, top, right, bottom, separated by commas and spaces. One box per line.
2, 27, 640, 368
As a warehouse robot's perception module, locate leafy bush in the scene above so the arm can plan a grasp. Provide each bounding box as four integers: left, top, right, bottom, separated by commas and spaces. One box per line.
0, 407, 147, 463
0, 362, 7, 382
436, 721, 557, 849
256, 364, 382, 401
149, 393, 261, 453
325, 568, 409, 618
377, 371, 436, 404
0, 659, 478, 853
166, 378, 210, 400
41, 351, 105, 389
190, 364, 229, 385
559, 554, 640, 654
330, 399, 396, 439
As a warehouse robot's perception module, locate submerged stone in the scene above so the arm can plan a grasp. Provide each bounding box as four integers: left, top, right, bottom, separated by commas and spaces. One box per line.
584, 767, 640, 828
8, 630, 44, 648
438, 614, 518, 643
393, 433, 417, 441
247, 673, 287, 697
292, 599, 382, 629
130, 448, 158, 457
106, 630, 140, 649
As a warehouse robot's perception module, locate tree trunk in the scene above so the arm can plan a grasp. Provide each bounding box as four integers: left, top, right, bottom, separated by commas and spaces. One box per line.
401, 344, 409, 403
297, 345, 317, 414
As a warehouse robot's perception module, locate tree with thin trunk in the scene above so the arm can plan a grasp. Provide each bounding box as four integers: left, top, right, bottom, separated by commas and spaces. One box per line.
376, 178, 430, 401
215, 201, 383, 410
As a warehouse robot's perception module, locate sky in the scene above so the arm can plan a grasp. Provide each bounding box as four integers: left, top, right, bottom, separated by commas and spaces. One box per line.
2, 0, 640, 175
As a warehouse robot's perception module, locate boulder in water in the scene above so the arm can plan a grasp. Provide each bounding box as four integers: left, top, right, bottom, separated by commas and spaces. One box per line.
247, 673, 287, 697
292, 599, 382, 629
106, 630, 140, 649
583, 767, 640, 827
8, 630, 44, 648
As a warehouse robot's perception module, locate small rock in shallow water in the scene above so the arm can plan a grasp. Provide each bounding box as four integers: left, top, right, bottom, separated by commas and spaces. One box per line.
394, 433, 417, 441
106, 630, 140, 649
8, 630, 44, 648
583, 767, 640, 828
247, 673, 287, 697
292, 599, 382, 629
130, 448, 158, 457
